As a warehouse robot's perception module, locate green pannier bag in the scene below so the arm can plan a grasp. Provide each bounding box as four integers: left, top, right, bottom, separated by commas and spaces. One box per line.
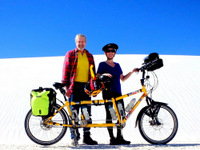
31, 87, 56, 116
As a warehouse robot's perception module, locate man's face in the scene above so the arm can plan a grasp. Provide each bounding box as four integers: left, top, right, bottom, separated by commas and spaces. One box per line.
75, 37, 86, 51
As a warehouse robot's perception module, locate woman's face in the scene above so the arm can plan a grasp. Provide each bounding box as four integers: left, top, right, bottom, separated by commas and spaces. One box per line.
105, 48, 116, 60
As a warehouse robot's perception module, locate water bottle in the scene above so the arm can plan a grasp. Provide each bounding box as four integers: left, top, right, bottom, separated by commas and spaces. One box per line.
125, 98, 136, 112
117, 102, 125, 117
82, 106, 90, 121
72, 109, 79, 122
108, 105, 117, 120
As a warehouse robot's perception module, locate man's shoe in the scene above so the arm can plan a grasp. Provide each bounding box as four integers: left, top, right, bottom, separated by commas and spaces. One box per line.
116, 136, 131, 145
71, 135, 80, 146
83, 134, 98, 145
71, 138, 78, 146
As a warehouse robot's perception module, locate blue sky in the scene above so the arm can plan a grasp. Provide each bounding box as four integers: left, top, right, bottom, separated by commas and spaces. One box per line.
0, 0, 200, 58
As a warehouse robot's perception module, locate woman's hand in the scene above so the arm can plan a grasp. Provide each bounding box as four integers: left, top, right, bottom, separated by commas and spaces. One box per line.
102, 73, 112, 78
132, 68, 139, 73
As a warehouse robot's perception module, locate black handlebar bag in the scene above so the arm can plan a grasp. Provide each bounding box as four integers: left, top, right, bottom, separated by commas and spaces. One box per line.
143, 53, 163, 71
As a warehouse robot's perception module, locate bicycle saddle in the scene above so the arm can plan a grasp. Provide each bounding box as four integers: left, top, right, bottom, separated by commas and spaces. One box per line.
53, 82, 67, 89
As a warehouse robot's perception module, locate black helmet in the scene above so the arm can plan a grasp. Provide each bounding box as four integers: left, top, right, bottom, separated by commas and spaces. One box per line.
102, 43, 118, 52
98, 75, 111, 88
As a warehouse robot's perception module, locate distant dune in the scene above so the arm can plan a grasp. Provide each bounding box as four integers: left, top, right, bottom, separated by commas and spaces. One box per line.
0, 54, 200, 149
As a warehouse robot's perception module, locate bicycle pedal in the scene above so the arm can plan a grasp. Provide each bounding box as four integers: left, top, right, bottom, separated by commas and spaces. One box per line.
120, 123, 126, 128
81, 120, 88, 127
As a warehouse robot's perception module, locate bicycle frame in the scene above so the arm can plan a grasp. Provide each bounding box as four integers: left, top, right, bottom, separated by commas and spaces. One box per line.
25, 53, 179, 146
44, 70, 149, 129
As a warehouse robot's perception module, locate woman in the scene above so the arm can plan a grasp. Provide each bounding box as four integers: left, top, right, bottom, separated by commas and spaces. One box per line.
97, 43, 138, 145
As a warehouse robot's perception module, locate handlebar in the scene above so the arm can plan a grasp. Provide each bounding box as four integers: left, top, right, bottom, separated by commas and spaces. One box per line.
53, 82, 67, 97
138, 59, 156, 71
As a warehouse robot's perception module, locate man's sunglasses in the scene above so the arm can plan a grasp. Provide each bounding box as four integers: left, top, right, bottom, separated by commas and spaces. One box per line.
105, 50, 116, 53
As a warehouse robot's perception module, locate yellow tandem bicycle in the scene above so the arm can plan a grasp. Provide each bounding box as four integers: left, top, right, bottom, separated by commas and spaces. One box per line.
24, 53, 178, 146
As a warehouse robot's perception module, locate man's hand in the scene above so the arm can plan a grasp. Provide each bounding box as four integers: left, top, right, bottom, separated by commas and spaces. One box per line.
66, 89, 72, 98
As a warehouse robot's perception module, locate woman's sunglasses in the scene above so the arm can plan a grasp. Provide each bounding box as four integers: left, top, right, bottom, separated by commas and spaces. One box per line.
105, 50, 116, 53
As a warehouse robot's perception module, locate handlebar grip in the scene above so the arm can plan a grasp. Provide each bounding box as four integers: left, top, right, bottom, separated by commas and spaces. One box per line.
90, 65, 96, 80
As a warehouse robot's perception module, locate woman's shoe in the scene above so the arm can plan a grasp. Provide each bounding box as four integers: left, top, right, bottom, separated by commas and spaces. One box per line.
116, 136, 131, 145
110, 138, 118, 145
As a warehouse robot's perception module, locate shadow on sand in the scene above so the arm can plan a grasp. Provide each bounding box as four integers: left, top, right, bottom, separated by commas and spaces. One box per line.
50, 143, 200, 149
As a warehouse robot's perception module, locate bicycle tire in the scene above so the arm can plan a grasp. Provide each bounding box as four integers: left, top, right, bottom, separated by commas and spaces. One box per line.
138, 104, 178, 144
24, 104, 68, 145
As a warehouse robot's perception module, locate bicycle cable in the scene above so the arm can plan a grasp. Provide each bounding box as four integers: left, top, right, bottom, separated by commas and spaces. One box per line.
144, 71, 159, 97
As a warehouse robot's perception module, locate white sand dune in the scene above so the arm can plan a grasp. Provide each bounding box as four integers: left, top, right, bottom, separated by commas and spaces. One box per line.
0, 54, 200, 149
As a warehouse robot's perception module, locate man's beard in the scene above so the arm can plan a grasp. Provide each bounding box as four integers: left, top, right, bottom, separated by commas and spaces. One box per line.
78, 47, 85, 51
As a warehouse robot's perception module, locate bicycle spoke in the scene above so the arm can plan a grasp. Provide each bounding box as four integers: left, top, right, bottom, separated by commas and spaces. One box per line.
139, 105, 178, 144
24, 105, 68, 145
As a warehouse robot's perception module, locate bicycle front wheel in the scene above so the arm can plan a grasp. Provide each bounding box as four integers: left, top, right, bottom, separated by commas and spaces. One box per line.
138, 104, 178, 144
24, 104, 68, 145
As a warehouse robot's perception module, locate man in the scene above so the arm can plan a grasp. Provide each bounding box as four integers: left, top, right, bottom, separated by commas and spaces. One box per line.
62, 34, 98, 145
97, 43, 138, 145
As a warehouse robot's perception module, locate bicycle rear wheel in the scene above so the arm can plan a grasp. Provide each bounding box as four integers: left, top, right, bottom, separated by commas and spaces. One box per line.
24, 104, 68, 145
138, 104, 178, 144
